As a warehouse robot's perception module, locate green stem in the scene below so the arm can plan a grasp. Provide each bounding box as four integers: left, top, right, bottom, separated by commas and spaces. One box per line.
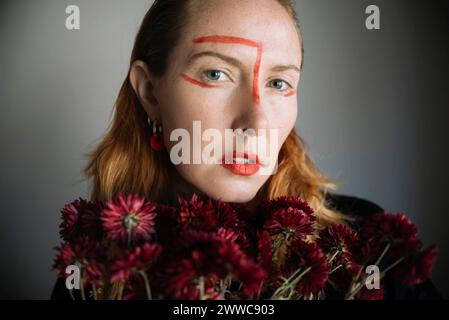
271, 268, 303, 298
328, 250, 340, 264
77, 263, 86, 300
139, 270, 152, 300
289, 267, 311, 288
329, 264, 343, 275
350, 243, 390, 288
374, 243, 391, 267
117, 282, 124, 300
380, 256, 406, 279
256, 280, 264, 300
271, 267, 311, 299
127, 225, 132, 248
198, 276, 205, 300
346, 282, 364, 300
92, 284, 97, 300
346, 253, 403, 300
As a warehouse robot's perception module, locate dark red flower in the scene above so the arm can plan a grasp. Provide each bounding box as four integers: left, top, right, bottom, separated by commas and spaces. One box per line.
230, 202, 255, 227
219, 240, 267, 297
101, 194, 157, 245
360, 212, 421, 260
264, 207, 315, 240
257, 230, 274, 274
210, 199, 242, 229
176, 194, 247, 243
216, 228, 240, 242
215, 223, 251, 254
121, 273, 147, 300
55, 192, 437, 301
81, 200, 105, 240
280, 239, 329, 297
318, 224, 357, 252
59, 198, 89, 242
163, 229, 265, 299
164, 256, 224, 300
317, 224, 361, 274
177, 194, 219, 229
53, 237, 104, 286
394, 244, 438, 285
111, 243, 162, 282
261, 196, 314, 216
165, 258, 224, 299
207, 199, 250, 250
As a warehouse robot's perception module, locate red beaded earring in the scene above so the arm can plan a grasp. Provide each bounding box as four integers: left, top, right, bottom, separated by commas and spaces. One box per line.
148, 118, 165, 151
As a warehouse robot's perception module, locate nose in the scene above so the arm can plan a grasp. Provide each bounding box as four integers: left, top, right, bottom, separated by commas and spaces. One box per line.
231, 92, 269, 134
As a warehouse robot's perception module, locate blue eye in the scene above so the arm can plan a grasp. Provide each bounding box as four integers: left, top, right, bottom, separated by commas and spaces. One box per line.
205, 70, 224, 81
269, 79, 290, 91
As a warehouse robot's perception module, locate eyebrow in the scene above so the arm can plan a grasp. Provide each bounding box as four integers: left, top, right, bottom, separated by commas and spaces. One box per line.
270, 64, 301, 74
187, 51, 243, 68
188, 51, 300, 74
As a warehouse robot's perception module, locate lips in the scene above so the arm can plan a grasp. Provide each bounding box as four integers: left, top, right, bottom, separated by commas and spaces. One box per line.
221, 151, 260, 176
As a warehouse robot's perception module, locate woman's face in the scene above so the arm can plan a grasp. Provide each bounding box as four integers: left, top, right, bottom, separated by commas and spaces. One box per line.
154, 0, 302, 203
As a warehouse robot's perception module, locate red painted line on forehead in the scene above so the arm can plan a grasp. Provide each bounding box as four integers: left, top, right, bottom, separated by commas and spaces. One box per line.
180, 73, 224, 88
192, 35, 263, 105
193, 35, 261, 48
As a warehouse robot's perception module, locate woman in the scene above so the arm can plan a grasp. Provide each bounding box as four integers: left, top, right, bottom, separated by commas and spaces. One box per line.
52, 0, 441, 299
85, 0, 345, 227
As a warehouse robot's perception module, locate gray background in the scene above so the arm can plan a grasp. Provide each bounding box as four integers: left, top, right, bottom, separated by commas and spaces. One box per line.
0, 0, 448, 299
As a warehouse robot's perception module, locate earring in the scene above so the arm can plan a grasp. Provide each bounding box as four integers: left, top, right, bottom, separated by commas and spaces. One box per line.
147, 118, 165, 151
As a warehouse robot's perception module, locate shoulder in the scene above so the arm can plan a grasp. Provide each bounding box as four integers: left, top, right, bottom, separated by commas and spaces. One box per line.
325, 193, 384, 218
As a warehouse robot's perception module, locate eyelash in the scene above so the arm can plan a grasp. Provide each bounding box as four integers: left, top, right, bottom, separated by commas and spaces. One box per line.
201, 69, 293, 92
267, 79, 292, 92
202, 69, 231, 82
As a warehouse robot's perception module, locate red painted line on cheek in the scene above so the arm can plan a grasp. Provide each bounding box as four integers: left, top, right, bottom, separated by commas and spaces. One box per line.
192, 35, 263, 105
284, 91, 296, 97
179, 73, 224, 89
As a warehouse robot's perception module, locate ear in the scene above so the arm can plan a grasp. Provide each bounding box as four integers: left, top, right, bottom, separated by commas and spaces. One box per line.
129, 60, 161, 122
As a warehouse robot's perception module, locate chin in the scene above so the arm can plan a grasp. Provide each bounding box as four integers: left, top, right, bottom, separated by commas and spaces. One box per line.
201, 181, 261, 203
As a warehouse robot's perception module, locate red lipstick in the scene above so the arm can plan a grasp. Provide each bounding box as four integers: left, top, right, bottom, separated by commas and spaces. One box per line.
221, 151, 260, 176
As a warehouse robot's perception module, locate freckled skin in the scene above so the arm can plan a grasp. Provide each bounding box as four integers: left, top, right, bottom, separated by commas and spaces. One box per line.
145, 0, 302, 203
187, 35, 263, 104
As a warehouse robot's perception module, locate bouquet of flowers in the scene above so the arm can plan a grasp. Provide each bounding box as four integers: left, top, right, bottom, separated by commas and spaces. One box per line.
53, 193, 438, 300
